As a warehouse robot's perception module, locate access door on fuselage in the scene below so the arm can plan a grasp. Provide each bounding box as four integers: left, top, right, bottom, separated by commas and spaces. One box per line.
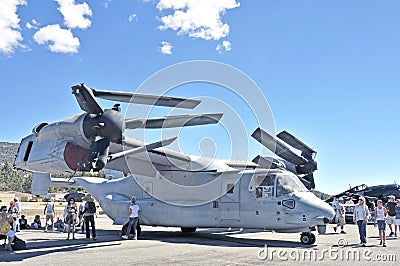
220, 179, 240, 220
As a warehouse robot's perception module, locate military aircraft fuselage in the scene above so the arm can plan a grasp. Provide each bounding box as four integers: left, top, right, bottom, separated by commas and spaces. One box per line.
74, 169, 334, 233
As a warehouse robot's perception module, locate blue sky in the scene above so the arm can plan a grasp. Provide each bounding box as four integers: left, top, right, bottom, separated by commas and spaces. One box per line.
0, 0, 399, 195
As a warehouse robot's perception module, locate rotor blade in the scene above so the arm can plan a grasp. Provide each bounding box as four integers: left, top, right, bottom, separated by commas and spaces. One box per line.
277, 130, 316, 156
109, 137, 177, 161
298, 176, 312, 190
71, 83, 104, 114
252, 155, 281, 169
251, 128, 308, 165
299, 173, 315, 190
92, 89, 201, 109
125, 113, 223, 129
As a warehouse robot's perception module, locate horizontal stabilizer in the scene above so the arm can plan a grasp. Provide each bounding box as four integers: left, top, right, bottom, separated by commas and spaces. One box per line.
125, 113, 223, 129
251, 128, 308, 165
93, 89, 201, 109
277, 130, 316, 157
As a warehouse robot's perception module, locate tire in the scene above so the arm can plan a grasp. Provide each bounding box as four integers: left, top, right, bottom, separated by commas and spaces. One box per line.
300, 233, 313, 245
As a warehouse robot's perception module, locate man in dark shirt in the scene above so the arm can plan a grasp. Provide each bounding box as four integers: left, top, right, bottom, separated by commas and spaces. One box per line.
385, 195, 397, 237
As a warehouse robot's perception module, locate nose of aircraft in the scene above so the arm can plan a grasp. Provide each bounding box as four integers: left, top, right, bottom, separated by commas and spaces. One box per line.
318, 200, 335, 221
294, 192, 335, 222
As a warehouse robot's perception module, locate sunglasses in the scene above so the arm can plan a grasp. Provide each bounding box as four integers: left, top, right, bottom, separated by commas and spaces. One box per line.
1, 209, 7, 212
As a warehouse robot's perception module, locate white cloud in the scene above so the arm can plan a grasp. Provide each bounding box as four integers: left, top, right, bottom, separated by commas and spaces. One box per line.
55, 0, 92, 29
33, 24, 80, 53
0, 0, 26, 55
156, 0, 240, 41
128, 13, 137, 23
26, 19, 40, 30
216, 40, 231, 53
159, 41, 172, 55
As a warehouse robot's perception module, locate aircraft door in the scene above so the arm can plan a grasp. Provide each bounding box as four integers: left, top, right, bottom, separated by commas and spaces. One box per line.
220, 179, 240, 220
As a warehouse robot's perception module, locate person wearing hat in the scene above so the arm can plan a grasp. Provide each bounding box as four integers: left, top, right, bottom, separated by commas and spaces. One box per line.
13, 197, 21, 232
385, 195, 397, 237
82, 194, 97, 240
333, 197, 346, 234
44, 197, 55, 232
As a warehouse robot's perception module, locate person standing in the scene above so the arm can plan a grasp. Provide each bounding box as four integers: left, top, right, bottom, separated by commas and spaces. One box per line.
395, 199, 400, 237
14, 197, 21, 232
44, 197, 55, 232
82, 194, 97, 240
333, 197, 346, 234
78, 202, 85, 234
374, 200, 388, 247
353, 197, 369, 246
385, 195, 397, 237
65, 198, 78, 240
122, 196, 140, 240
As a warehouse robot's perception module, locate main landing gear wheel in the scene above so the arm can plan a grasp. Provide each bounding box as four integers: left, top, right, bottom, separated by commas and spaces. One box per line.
300, 232, 316, 245
181, 227, 197, 233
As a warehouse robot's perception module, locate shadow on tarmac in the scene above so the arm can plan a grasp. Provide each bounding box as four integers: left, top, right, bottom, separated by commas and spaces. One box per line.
1, 227, 314, 262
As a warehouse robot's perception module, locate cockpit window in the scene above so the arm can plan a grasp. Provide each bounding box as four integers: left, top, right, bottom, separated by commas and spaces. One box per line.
276, 174, 308, 197
254, 174, 276, 198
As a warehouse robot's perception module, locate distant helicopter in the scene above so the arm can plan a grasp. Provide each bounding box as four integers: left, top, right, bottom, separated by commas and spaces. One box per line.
14, 83, 334, 245
327, 183, 400, 203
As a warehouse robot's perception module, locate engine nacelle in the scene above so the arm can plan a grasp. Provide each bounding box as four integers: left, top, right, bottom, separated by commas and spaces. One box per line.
36, 114, 92, 148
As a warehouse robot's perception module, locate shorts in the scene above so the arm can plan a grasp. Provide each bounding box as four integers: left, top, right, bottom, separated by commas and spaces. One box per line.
396, 219, 400, 226
46, 214, 54, 220
386, 216, 396, 225
7, 230, 15, 237
377, 220, 386, 231
337, 216, 345, 225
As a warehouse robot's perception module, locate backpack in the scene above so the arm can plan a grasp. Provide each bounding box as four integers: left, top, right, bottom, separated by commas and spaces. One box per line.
12, 236, 26, 250
87, 201, 96, 214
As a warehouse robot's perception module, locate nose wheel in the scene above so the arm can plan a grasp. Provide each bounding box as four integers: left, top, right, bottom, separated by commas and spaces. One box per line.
300, 232, 316, 245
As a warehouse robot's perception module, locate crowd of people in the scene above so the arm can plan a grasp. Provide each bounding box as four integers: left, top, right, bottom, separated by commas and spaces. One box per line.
331, 194, 400, 247
0, 193, 100, 251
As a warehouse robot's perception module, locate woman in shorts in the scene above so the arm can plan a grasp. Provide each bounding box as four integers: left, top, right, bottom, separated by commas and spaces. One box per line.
65, 198, 78, 240
374, 200, 388, 247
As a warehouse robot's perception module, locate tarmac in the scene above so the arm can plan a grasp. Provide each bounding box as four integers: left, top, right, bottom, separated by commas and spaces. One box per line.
1, 214, 399, 265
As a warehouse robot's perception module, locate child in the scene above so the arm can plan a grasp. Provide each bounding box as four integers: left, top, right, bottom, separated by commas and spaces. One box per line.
374, 200, 388, 247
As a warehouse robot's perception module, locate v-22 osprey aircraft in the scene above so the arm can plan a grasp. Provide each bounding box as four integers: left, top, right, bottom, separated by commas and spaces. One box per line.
14, 83, 334, 244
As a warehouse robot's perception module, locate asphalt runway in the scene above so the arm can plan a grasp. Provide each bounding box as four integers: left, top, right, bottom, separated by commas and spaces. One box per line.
1, 215, 399, 265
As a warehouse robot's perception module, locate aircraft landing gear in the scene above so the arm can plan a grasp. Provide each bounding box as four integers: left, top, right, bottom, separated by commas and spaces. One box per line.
181, 227, 197, 233
300, 232, 316, 245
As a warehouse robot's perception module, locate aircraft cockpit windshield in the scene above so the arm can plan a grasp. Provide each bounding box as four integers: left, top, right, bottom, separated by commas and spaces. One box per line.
276, 174, 308, 197
250, 172, 308, 199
